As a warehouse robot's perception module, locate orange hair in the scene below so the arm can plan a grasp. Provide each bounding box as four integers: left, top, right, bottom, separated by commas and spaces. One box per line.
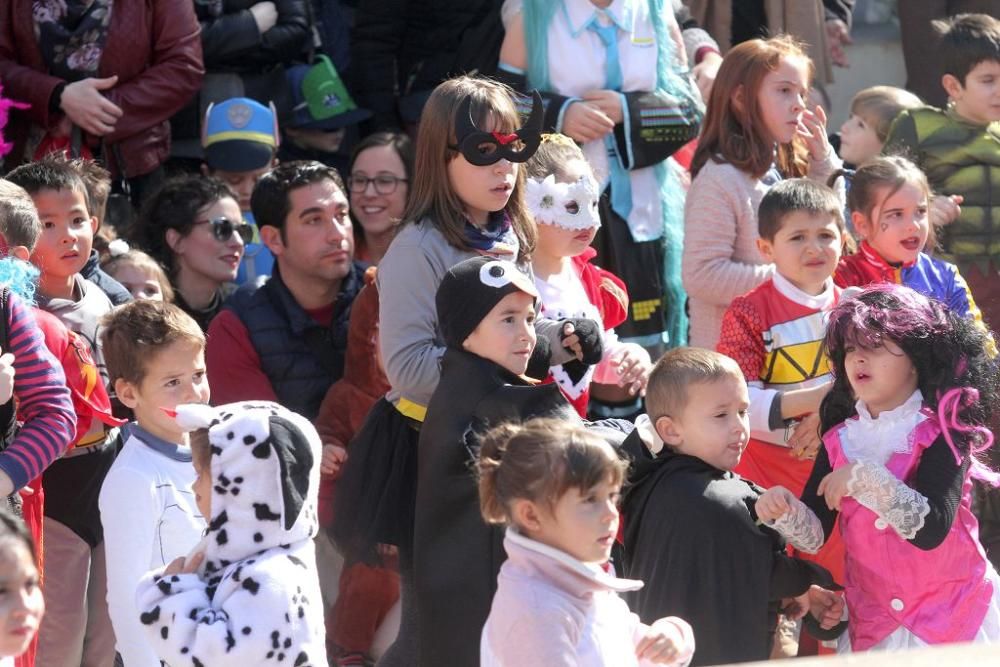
692, 35, 814, 180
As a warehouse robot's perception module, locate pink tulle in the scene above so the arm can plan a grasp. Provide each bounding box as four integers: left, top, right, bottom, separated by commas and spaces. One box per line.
937, 387, 1000, 487
0, 81, 29, 158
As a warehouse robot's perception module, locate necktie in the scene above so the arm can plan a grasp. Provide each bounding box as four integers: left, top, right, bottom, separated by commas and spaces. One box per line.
588, 15, 632, 221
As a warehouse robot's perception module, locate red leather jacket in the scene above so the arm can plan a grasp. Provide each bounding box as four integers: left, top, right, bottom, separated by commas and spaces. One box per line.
0, 0, 204, 177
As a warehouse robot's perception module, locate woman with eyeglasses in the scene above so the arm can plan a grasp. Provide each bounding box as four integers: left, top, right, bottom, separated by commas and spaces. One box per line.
347, 132, 415, 266
131, 175, 250, 332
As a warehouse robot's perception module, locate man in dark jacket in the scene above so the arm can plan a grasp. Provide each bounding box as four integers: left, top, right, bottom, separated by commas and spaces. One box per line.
205, 160, 364, 421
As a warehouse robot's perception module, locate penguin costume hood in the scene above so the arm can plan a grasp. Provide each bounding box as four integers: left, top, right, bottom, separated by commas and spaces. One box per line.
135, 401, 327, 667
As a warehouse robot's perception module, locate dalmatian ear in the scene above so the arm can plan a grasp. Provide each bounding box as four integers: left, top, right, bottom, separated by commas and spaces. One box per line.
268, 416, 315, 530
173, 403, 220, 432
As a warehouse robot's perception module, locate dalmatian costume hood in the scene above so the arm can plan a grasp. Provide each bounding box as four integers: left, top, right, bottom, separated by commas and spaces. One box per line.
136, 401, 327, 667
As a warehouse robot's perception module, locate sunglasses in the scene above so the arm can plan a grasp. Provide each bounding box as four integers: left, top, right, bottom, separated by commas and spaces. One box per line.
193, 217, 254, 244
347, 173, 408, 195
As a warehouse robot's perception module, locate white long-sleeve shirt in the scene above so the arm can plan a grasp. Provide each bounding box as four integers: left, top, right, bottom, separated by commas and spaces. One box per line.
98, 424, 205, 667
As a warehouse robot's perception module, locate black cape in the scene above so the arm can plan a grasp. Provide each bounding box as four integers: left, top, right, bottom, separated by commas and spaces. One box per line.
620, 430, 835, 666
413, 349, 578, 666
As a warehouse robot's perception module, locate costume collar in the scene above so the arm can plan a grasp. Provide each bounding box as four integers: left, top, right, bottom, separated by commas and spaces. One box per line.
772, 272, 836, 311
565, 0, 631, 37
504, 527, 643, 594
859, 240, 917, 271
843, 389, 926, 466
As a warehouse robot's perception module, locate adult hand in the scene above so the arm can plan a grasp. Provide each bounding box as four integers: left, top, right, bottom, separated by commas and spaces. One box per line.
59, 76, 122, 137
0, 352, 15, 406
826, 19, 852, 68
561, 101, 615, 144
692, 51, 723, 103
798, 105, 832, 162
930, 194, 963, 228
756, 485, 797, 523
163, 551, 205, 576
788, 413, 821, 460
250, 1, 278, 34
817, 463, 856, 511
582, 90, 624, 125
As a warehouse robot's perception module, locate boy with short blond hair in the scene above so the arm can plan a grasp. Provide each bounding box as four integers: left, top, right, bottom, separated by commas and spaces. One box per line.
6, 155, 120, 667
838, 86, 923, 166
621, 348, 843, 666
98, 300, 208, 666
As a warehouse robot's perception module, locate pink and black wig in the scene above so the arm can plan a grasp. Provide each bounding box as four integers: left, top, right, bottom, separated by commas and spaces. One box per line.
820, 284, 1000, 485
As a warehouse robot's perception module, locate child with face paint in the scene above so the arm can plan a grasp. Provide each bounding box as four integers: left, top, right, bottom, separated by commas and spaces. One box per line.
330, 76, 606, 667
833, 156, 993, 351
527, 134, 651, 418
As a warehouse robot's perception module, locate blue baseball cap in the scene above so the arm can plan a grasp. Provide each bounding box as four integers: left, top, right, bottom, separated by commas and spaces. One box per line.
202, 98, 279, 172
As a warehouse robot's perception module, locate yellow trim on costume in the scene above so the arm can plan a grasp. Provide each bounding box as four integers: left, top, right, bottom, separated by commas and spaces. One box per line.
631, 298, 661, 322
962, 280, 998, 358
395, 397, 427, 422
204, 131, 277, 147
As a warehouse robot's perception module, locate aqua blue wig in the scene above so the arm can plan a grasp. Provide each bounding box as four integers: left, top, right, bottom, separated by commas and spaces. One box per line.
520, 0, 702, 346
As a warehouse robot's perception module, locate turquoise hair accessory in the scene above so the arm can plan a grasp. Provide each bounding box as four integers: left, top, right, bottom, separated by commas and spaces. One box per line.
0, 258, 40, 306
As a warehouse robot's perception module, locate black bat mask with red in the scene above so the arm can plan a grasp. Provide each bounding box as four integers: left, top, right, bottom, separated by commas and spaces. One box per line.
450, 90, 544, 166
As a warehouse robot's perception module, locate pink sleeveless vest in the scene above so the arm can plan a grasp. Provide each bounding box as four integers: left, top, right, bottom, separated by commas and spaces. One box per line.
825, 411, 993, 650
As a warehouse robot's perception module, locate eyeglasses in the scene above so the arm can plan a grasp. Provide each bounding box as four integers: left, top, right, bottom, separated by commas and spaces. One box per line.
347, 173, 408, 195
193, 217, 254, 244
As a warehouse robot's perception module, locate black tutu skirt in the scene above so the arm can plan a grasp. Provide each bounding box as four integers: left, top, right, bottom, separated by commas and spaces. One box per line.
330, 397, 419, 564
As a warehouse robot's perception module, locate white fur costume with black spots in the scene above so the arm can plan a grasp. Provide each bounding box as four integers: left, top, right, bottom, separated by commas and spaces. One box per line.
135, 402, 326, 666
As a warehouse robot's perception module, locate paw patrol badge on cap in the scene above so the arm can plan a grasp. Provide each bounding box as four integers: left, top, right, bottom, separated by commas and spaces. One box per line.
202, 97, 279, 172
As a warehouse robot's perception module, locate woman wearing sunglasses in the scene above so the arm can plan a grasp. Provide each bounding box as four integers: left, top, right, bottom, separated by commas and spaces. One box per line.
347, 132, 414, 266
133, 175, 250, 331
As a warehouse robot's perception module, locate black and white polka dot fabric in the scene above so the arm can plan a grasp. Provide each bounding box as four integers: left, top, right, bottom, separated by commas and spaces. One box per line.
135, 402, 326, 666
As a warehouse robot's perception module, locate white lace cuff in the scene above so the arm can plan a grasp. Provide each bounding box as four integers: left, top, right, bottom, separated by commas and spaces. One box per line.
846, 461, 930, 540
770, 500, 824, 554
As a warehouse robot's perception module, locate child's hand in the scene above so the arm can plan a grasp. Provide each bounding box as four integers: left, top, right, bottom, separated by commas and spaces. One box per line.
817, 463, 856, 511
163, 551, 204, 576
807, 585, 845, 630
0, 352, 15, 405
636, 617, 694, 665
582, 89, 624, 125
788, 413, 821, 460
756, 486, 797, 523
929, 194, 963, 227
612, 344, 651, 396
560, 320, 603, 364
797, 105, 832, 161
562, 101, 615, 143
320, 444, 348, 477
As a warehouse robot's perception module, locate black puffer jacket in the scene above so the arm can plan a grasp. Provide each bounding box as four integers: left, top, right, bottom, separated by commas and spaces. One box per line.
196, 0, 310, 72
349, 0, 504, 130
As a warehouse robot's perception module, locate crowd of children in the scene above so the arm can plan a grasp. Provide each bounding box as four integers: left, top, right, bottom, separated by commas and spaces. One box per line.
0, 6, 997, 667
